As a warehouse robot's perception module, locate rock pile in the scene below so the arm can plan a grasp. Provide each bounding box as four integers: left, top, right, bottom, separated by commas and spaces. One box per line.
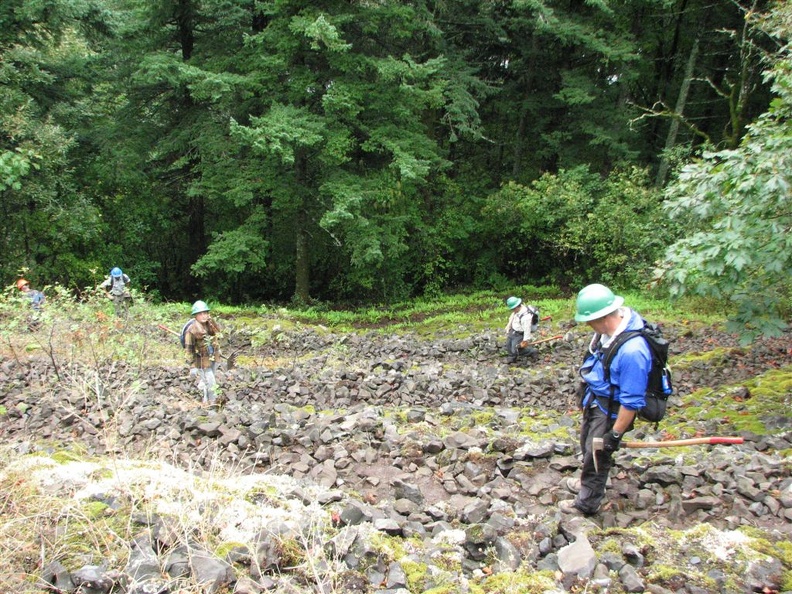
2, 323, 791, 593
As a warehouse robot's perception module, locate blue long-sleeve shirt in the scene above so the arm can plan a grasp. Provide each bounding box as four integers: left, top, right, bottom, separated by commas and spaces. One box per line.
579, 308, 651, 416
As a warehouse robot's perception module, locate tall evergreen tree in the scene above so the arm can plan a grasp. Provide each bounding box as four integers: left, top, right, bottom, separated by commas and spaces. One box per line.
0, 0, 113, 287
105, 0, 481, 301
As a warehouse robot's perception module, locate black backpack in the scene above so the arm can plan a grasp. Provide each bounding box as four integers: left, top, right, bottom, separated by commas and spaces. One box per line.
522, 305, 540, 329
601, 320, 673, 423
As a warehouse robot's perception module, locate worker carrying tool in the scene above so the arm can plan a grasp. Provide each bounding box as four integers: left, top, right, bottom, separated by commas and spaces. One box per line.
183, 300, 222, 406
504, 296, 550, 364
561, 283, 656, 516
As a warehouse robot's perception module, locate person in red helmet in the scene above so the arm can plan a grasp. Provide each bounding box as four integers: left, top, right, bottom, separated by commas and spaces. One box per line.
16, 279, 45, 311
16, 278, 45, 330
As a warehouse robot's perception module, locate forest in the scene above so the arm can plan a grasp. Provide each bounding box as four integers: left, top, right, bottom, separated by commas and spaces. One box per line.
1, 0, 790, 338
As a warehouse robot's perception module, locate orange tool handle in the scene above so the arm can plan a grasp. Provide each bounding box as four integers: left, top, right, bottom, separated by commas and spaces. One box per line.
157, 323, 179, 336
623, 437, 743, 448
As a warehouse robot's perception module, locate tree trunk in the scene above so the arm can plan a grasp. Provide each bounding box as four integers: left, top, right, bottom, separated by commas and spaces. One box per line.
176, 0, 195, 61
294, 219, 310, 304
655, 37, 699, 187
293, 155, 311, 304
511, 35, 539, 179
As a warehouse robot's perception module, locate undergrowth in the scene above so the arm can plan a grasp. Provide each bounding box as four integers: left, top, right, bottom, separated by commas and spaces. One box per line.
0, 284, 789, 593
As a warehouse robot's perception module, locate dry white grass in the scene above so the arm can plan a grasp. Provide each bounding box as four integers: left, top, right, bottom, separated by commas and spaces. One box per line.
0, 448, 348, 593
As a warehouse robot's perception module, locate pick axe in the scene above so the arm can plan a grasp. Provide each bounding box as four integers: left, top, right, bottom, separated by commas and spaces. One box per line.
591, 436, 744, 472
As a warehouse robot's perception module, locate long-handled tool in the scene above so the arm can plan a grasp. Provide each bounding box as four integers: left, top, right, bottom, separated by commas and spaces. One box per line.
156, 323, 239, 369
591, 436, 744, 472
516, 311, 560, 347
518, 334, 565, 351
524, 334, 564, 347
157, 323, 184, 340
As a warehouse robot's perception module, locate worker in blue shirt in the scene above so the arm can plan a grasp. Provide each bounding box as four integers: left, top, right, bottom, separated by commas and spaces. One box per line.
561, 283, 651, 516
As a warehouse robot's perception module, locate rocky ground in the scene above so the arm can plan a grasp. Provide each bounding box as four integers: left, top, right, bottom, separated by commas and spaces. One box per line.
1, 317, 791, 593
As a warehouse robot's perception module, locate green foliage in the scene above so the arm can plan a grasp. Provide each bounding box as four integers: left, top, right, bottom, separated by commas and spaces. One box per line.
661, 10, 792, 344
0, 149, 39, 191
479, 165, 673, 289
0, 0, 126, 289
0, 0, 786, 308
192, 208, 270, 291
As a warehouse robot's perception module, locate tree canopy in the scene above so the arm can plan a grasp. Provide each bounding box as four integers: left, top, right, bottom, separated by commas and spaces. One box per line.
661, 2, 792, 342
1, 0, 789, 341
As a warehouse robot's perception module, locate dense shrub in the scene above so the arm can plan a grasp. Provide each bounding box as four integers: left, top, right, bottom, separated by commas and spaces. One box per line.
477, 165, 678, 290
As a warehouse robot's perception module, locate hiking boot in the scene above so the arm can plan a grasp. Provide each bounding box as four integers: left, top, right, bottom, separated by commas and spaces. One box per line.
565, 477, 582, 494
563, 476, 611, 494
558, 499, 600, 516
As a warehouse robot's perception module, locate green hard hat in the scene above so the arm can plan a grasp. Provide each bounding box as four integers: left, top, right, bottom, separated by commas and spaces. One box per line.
506, 296, 522, 309
574, 284, 624, 322
191, 300, 210, 316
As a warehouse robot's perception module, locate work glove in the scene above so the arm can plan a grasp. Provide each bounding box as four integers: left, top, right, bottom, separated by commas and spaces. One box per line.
189, 368, 199, 377
519, 341, 529, 349
603, 430, 622, 453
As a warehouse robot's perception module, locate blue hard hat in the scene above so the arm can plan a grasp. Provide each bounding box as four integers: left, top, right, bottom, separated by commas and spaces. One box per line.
111, 267, 123, 277
506, 296, 522, 309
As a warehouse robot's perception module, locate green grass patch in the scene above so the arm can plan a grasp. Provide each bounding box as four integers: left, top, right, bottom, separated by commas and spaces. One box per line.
667, 366, 792, 436
469, 569, 559, 593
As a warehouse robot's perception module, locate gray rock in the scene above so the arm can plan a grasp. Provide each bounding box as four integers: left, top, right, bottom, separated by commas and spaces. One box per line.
682, 496, 721, 514
591, 563, 611, 588
374, 518, 402, 535
621, 542, 644, 568
493, 536, 521, 572
42, 560, 75, 592
233, 576, 267, 594
557, 534, 596, 579
736, 476, 763, 501
642, 465, 681, 486
385, 561, 408, 589
744, 555, 783, 592
125, 534, 168, 593
460, 499, 489, 524
392, 479, 424, 505
190, 549, 235, 594
164, 546, 191, 578
464, 523, 497, 561
619, 563, 645, 593
599, 551, 624, 571
71, 565, 114, 594
514, 441, 555, 459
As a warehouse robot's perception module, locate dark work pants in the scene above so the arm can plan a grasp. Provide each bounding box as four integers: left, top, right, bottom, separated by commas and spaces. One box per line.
506, 330, 524, 358
576, 405, 616, 514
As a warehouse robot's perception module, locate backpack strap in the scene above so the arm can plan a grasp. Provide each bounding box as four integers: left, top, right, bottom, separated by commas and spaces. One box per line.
520, 305, 539, 328
601, 330, 643, 383
600, 329, 644, 419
